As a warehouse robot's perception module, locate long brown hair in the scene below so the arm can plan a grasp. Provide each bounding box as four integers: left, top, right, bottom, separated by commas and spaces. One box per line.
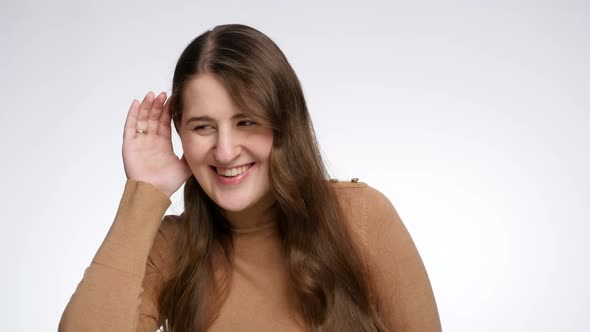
159, 24, 387, 331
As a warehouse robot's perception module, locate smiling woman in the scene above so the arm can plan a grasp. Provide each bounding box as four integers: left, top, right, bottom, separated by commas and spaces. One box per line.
58, 24, 441, 332
179, 73, 274, 212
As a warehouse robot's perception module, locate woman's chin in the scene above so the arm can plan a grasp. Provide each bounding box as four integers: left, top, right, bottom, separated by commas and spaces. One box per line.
212, 194, 254, 212
217, 201, 250, 212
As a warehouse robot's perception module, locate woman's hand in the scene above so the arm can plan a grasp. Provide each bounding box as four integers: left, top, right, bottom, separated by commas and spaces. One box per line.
122, 91, 192, 197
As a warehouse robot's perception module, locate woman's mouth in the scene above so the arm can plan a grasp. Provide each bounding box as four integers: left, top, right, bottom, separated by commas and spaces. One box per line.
210, 162, 256, 185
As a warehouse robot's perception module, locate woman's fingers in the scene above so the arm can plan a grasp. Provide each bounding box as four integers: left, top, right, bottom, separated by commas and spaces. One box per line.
136, 91, 155, 134
159, 96, 172, 140
148, 92, 167, 136
123, 99, 140, 140
124, 91, 169, 141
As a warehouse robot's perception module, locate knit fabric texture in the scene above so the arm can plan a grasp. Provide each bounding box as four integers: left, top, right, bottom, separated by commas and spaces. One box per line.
58, 179, 441, 331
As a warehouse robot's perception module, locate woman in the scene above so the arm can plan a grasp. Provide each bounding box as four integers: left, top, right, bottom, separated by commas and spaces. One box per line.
59, 24, 441, 331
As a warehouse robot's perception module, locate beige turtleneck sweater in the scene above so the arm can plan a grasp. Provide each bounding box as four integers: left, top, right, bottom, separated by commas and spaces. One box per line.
58, 179, 441, 331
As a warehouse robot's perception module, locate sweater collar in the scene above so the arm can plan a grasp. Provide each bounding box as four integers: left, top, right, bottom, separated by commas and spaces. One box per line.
219, 190, 279, 233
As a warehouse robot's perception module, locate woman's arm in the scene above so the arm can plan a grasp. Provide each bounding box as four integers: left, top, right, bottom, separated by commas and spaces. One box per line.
363, 186, 442, 332
58, 180, 174, 332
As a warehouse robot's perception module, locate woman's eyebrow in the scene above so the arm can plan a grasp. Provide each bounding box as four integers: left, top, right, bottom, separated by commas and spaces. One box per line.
185, 113, 248, 125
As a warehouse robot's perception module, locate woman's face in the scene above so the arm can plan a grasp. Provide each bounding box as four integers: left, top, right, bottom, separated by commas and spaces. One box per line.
179, 73, 273, 211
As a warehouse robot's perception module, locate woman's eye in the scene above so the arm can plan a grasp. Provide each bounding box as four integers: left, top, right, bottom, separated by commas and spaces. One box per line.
193, 125, 212, 131
239, 121, 257, 127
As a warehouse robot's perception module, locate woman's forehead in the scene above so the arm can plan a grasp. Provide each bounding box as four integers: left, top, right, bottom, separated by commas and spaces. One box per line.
181, 72, 268, 126
182, 74, 243, 118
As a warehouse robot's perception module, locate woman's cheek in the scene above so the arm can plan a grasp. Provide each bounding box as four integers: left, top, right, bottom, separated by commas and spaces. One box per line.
182, 139, 210, 166
252, 129, 274, 154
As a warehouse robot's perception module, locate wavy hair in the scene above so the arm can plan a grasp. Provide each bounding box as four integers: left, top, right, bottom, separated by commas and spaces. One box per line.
158, 24, 387, 331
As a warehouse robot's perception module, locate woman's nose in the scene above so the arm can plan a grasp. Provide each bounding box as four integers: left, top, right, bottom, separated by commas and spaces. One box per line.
214, 130, 241, 164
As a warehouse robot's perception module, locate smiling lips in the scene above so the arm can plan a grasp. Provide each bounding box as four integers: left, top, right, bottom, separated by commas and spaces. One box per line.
214, 162, 255, 177
210, 162, 256, 185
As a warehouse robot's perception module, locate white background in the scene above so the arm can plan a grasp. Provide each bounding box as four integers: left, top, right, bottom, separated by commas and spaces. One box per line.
2, 0, 589, 331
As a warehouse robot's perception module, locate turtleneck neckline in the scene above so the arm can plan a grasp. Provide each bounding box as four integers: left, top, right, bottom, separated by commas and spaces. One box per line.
219, 190, 279, 234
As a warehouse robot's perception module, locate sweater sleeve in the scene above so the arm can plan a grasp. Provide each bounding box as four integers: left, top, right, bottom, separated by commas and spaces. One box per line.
58, 179, 175, 332
362, 186, 442, 332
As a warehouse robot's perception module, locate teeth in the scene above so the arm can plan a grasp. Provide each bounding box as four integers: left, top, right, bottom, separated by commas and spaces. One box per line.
216, 164, 252, 177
